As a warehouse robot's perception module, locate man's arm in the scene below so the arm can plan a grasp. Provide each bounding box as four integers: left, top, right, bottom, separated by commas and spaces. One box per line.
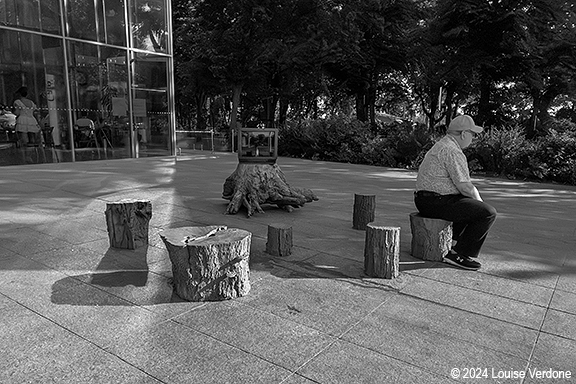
455, 181, 483, 201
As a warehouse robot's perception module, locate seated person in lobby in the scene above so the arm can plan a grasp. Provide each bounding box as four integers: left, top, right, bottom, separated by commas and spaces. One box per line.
74, 111, 95, 147
414, 115, 497, 271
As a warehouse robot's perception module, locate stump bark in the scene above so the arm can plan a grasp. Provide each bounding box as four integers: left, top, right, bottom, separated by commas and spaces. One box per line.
159, 226, 251, 301
364, 224, 400, 279
105, 200, 152, 249
222, 162, 318, 217
409, 212, 452, 261
265, 224, 293, 257
352, 194, 376, 230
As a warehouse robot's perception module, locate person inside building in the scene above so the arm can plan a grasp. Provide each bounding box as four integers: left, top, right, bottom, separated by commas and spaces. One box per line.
414, 115, 497, 271
74, 111, 96, 147
13, 87, 41, 146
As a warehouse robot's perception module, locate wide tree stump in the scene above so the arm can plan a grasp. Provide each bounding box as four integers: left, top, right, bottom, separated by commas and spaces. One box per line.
105, 199, 152, 249
222, 162, 318, 217
364, 224, 400, 279
352, 194, 376, 230
265, 224, 293, 257
409, 212, 452, 261
159, 226, 251, 301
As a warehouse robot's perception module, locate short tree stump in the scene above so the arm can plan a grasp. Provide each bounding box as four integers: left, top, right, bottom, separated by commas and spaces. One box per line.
105, 199, 152, 249
364, 224, 400, 279
352, 194, 376, 230
409, 212, 452, 261
159, 226, 251, 301
265, 224, 293, 257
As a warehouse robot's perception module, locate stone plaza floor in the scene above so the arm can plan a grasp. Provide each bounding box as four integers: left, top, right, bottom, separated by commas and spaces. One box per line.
1, 152, 575, 383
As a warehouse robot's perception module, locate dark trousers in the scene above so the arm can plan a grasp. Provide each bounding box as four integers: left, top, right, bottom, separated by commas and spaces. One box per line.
414, 193, 497, 258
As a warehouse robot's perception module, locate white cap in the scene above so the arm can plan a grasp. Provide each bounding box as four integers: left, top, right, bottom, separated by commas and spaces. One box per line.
447, 115, 483, 133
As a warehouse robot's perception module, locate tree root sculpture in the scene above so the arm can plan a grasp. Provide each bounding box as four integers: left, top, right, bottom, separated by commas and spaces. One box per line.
222, 163, 318, 217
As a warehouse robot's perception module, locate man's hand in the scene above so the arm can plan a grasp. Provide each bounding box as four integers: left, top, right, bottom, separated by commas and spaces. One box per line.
456, 181, 483, 201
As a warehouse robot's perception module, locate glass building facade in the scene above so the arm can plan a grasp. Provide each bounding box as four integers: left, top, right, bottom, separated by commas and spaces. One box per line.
0, 0, 175, 165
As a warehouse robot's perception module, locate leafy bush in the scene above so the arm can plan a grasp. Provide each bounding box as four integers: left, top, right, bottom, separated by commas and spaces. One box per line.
467, 125, 534, 177
279, 117, 372, 163
279, 117, 576, 185
531, 129, 576, 184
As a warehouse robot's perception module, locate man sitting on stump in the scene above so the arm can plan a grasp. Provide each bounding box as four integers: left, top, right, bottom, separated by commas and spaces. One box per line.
414, 115, 497, 270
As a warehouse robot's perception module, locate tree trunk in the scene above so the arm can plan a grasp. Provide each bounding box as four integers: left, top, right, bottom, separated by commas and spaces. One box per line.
105, 200, 152, 249
409, 212, 452, 261
364, 224, 400, 279
356, 91, 367, 122
222, 162, 318, 217
160, 226, 251, 301
230, 84, 243, 150
352, 194, 376, 230
477, 71, 492, 126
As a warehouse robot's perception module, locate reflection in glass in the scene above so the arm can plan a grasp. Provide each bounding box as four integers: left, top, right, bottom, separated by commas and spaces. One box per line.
132, 53, 170, 157
68, 41, 131, 161
103, 0, 126, 46
67, 0, 97, 41
131, 0, 167, 53
1, 0, 61, 34
0, 30, 67, 165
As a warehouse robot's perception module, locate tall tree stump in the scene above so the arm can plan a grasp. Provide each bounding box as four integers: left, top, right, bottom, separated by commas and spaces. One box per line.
265, 224, 293, 257
364, 224, 400, 279
105, 199, 152, 249
352, 194, 376, 230
159, 226, 251, 301
409, 212, 452, 261
222, 163, 318, 217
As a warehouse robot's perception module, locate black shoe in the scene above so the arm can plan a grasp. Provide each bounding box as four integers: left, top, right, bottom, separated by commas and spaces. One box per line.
443, 251, 481, 270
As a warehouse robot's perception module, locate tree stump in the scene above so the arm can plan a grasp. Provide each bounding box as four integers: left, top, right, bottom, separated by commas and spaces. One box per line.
159, 226, 251, 301
409, 212, 452, 261
105, 200, 152, 249
265, 224, 293, 257
352, 194, 376, 230
364, 224, 400, 279
222, 162, 318, 217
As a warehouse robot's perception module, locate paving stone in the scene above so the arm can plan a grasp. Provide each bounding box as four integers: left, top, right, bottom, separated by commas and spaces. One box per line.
400, 275, 547, 329
357, 293, 538, 359
0, 295, 161, 384
108, 320, 292, 383
541, 308, 576, 340
296, 339, 454, 383
173, 300, 335, 370
343, 309, 529, 379
526, 332, 576, 383
550, 289, 576, 315
242, 272, 396, 336
420, 266, 554, 307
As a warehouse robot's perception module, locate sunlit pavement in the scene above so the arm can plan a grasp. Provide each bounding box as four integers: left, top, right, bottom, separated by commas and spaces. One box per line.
1, 152, 575, 383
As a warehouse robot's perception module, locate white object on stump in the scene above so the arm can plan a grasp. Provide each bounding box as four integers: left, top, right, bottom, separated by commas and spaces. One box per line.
105, 199, 152, 249
409, 212, 452, 261
265, 223, 293, 257
159, 226, 251, 301
353, 194, 376, 230
364, 224, 400, 279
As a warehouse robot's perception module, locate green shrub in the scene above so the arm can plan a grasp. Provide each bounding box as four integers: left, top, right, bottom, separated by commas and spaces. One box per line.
279, 117, 576, 185
467, 125, 534, 177
279, 117, 372, 163
532, 129, 576, 184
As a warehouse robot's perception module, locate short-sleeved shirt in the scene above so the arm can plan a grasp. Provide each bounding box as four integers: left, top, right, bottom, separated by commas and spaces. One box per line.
415, 135, 471, 195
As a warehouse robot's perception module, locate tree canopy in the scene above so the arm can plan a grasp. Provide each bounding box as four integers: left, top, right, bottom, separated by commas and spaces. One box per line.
174, 0, 576, 135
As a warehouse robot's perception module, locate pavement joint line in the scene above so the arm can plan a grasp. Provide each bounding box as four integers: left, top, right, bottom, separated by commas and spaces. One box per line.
353, 289, 537, 362
167, 305, 305, 376
411, 271, 555, 309
395, 288, 545, 333
0, 291, 168, 384
520, 275, 560, 384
